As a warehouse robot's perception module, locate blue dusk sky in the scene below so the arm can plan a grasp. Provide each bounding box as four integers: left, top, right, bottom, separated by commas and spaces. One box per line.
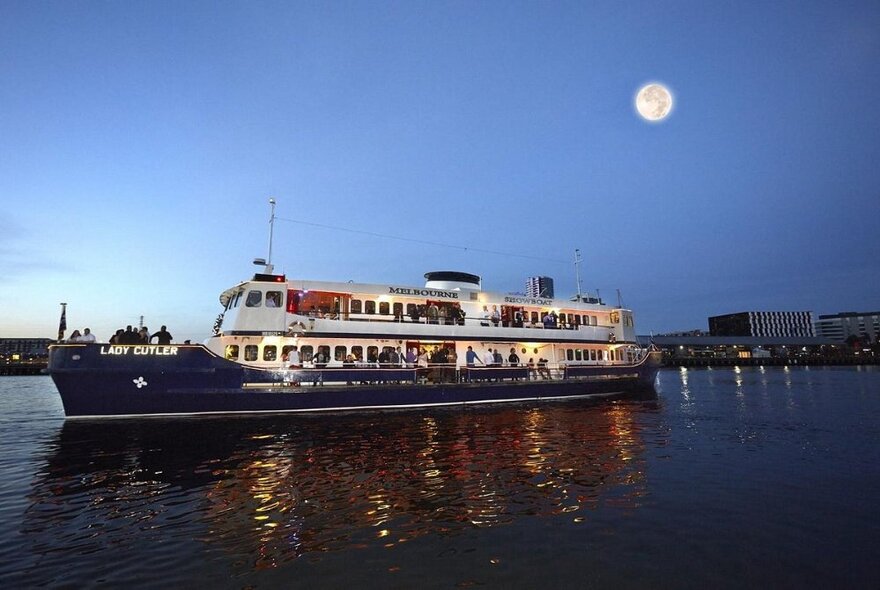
2, 1, 879, 342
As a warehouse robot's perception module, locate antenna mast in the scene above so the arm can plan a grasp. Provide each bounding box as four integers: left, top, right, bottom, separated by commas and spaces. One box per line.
266, 198, 276, 273
574, 249, 583, 302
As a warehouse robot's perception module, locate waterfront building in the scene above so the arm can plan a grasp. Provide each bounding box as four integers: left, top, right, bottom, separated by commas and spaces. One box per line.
815, 311, 880, 343
0, 338, 52, 359
526, 276, 554, 299
709, 311, 814, 338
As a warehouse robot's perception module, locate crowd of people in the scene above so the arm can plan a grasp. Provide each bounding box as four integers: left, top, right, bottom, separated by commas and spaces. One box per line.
278, 343, 554, 384
66, 325, 174, 345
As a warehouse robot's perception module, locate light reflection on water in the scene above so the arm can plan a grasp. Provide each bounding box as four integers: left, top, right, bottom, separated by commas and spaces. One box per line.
14, 394, 661, 585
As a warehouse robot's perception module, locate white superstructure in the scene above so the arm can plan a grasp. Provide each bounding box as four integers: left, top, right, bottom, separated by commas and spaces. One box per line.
205, 270, 642, 371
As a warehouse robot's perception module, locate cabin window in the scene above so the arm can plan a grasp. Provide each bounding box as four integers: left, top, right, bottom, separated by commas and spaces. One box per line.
351, 345, 363, 360
574, 315, 581, 326
351, 299, 362, 314
282, 345, 295, 360
530, 311, 539, 324
263, 345, 277, 361
316, 345, 330, 363
367, 346, 378, 362
233, 292, 242, 308
365, 301, 376, 315
590, 350, 597, 361
225, 345, 239, 360
566, 349, 574, 361
393, 302, 404, 318
245, 290, 263, 307
244, 345, 258, 361
560, 313, 567, 325
575, 349, 583, 361
266, 291, 282, 308
334, 346, 346, 361
406, 303, 417, 316
300, 345, 314, 362
379, 301, 390, 315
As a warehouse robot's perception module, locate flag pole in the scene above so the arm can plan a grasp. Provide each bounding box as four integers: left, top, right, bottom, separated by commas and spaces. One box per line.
58, 302, 68, 342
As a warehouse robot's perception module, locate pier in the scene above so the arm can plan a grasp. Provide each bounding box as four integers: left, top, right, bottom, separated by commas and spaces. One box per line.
0, 362, 47, 376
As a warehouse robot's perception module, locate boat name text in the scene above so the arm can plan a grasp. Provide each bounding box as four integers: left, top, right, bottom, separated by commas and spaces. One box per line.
503, 296, 554, 306
388, 287, 459, 299
100, 346, 179, 356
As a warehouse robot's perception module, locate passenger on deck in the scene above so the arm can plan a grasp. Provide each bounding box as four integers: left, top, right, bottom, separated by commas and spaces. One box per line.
491, 305, 500, 327
151, 326, 173, 345
508, 348, 520, 366
138, 327, 150, 343
67, 330, 82, 342
80, 328, 96, 343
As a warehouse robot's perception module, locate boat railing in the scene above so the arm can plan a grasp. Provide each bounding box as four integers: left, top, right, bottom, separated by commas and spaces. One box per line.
262, 358, 643, 387
297, 312, 614, 330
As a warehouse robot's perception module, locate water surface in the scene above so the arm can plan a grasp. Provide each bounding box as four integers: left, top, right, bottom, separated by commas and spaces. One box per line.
1, 367, 878, 588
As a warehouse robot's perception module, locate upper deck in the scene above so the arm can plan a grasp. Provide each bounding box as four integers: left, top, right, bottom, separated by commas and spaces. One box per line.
216, 272, 639, 345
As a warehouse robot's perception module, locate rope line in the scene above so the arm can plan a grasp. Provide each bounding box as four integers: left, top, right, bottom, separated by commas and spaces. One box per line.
275, 216, 568, 264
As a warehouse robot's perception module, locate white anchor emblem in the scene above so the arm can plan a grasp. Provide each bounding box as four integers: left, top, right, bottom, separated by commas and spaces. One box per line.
133, 376, 148, 389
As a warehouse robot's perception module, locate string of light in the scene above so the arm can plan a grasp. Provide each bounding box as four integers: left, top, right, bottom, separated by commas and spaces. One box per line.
274, 216, 569, 265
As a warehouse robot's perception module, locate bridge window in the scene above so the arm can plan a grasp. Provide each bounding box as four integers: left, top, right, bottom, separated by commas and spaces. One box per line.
246, 290, 262, 307
266, 291, 282, 308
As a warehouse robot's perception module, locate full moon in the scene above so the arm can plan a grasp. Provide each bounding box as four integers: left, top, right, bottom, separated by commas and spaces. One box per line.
635, 83, 673, 122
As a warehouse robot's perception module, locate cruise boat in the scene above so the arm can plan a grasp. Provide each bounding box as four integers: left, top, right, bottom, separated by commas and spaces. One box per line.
48, 267, 660, 417
48, 207, 660, 418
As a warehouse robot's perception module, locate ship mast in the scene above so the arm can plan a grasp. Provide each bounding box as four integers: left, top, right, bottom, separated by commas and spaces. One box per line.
574, 248, 583, 302
253, 197, 277, 274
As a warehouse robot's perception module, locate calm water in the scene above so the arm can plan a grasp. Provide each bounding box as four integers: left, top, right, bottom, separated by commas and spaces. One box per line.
1, 367, 879, 588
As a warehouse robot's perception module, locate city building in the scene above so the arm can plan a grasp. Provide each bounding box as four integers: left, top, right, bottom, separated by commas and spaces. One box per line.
0, 338, 52, 359
708, 311, 814, 338
815, 312, 880, 343
526, 276, 554, 299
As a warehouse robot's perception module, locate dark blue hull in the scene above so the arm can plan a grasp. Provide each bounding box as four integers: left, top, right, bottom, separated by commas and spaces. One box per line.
48, 344, 661, 418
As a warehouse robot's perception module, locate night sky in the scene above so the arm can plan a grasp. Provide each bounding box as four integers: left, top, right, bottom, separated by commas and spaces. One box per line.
2, 1, 878, 342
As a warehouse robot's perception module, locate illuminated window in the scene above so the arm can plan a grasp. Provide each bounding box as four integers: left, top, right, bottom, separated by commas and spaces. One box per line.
575, 349, 582, 361
263, 345, 277, 361
244, 345, 258, 361
300, 345, 313, 362
225, 344, 239, 360
351, 345, 363, 360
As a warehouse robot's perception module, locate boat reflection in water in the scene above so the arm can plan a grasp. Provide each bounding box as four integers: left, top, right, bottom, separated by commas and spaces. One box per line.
24, 395, 661, 583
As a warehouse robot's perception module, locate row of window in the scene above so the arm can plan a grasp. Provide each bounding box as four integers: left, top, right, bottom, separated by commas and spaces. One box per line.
226, 288, 617, 328
225, 343, 625, 363
563, 348, 626, 362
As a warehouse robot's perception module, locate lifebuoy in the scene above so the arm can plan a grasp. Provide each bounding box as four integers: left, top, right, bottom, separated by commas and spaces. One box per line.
287, 321, 307, 336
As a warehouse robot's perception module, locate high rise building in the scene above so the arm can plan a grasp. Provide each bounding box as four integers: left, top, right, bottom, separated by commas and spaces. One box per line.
526, 276, 554, 299
708, 311, 815, 337
815, 312, 880, 343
